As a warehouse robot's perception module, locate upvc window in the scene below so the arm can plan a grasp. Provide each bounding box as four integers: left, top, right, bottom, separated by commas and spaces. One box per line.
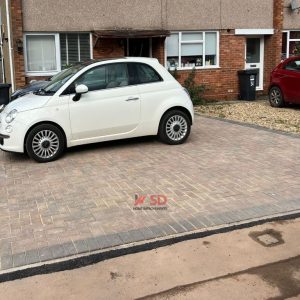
166, 31, 219, 70
60, 33, 91, 69
24, 33, 92, 76
25, 34, 60, 75
282, 31, 300, 60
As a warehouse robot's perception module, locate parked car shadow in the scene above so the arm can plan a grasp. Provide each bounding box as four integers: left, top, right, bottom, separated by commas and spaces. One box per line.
1, 136, 159, 163
2, 151, 29, 163
285, 103, 300, 110
66, 135, 158, 154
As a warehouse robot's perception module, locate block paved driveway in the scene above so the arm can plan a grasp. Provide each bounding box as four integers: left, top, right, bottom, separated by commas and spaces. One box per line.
0, 115, 300, 271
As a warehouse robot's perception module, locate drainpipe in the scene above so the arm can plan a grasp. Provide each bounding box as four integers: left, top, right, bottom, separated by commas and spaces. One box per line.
5, 0, 15, 92
0, 25, 5, 83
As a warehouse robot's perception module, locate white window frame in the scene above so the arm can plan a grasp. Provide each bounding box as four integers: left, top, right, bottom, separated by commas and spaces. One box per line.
90, 32, 94, 60
24, 32, 93, 76
24, 33, 61, 77
61, 33, 92, 66
283, 30, 300, 59
165, 31, 220, 70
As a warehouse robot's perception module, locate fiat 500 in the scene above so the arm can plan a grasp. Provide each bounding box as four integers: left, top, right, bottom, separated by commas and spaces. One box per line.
0, 58, 194, 163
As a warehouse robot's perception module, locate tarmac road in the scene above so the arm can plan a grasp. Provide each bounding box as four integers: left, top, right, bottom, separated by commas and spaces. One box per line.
0, 218, 300, 300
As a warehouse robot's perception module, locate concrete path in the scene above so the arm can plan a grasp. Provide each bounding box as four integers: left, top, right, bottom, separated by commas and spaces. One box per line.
0, 218, 299, 299
0, 116, 300, 271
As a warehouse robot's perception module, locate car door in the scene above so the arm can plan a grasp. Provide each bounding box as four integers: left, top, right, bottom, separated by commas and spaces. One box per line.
278, 59, 300, 103
68, 63, 141, 141
127, 62, 166, 128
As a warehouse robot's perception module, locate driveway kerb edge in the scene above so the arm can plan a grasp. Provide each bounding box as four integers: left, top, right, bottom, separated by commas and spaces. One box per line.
195, 113, 300, 139
1, 209, 300, 283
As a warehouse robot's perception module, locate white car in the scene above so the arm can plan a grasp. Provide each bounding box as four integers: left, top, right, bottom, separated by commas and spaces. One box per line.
0, 58, 194, 163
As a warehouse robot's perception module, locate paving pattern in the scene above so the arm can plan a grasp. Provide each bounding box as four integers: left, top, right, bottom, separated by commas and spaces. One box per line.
0, 115, 300, 271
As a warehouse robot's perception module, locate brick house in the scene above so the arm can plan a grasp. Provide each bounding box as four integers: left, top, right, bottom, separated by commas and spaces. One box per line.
0, 0, 299, 99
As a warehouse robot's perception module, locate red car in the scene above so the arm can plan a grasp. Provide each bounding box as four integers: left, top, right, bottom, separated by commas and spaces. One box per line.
269, 55, 300, 107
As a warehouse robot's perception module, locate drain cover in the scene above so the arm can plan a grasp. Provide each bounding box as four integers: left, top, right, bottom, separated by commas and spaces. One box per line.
249, 229, 284, 247
256, 234, 280, 246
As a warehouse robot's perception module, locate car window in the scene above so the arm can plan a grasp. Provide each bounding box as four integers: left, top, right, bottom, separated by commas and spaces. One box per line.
284, 59, 300, 72
41, 65, 84, 95
129, 63, 162, 85
106, 63, 129, 88
74, 63, 129, 92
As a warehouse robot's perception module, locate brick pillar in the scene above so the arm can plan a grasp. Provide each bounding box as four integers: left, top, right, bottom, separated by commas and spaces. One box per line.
10, 0, 25, 89
264, 0, 283, 91
152, 37, 165, 65
273, 0, 284, 61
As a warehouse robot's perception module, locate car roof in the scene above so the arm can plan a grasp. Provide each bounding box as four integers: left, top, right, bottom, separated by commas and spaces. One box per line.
81, 57, 159, 66
283, 55, 300, 63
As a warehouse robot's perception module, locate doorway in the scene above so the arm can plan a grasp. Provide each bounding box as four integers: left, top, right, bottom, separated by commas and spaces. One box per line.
125, 38, 152, 57
245, 37, 264, 90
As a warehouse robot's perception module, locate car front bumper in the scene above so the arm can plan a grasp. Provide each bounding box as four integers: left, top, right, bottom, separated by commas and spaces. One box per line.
0, 123, 25, 153
0, 132, 24, 153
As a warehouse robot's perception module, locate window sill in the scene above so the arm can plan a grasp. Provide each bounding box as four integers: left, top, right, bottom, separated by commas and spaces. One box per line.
25, 71, 60, 77
168, 66, 220, 71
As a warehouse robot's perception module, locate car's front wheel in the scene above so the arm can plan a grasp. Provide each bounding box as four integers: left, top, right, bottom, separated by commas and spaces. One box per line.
158, 110, 191, 145
269, 86, 285, 108
25, 124, 65, 163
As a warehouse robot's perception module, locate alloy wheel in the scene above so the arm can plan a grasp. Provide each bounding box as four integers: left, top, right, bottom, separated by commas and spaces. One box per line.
166, 115, 188, 142
32, 130, 60, 159
270, 88, 281, 105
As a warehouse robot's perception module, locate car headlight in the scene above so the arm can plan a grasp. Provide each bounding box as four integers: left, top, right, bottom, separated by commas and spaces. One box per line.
5, 109, 18, 123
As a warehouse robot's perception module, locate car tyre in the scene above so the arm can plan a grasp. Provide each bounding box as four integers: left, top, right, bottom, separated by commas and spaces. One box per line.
158, 110, 191, 145
269, 86, 285, 108
25, 124, 65, 163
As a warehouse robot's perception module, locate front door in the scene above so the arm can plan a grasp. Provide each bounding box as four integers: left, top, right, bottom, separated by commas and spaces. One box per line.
245, 37, 264, 90
69, 63, 140, 141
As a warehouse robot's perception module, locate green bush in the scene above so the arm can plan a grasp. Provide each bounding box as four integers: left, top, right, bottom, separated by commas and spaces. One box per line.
168, 68, 179, 80
183, 68, 206, 105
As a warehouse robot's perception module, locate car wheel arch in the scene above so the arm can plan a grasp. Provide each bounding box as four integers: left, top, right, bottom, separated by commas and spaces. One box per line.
269, 85, 285, 100
269, 84, 283, 93
24, 121, 67, 151
158, 106, 193, 133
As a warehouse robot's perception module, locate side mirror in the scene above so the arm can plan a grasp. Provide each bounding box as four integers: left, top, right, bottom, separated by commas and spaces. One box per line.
73, 84, 88, 101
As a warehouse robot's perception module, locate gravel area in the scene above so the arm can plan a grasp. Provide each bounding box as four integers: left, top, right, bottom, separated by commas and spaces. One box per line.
195, 100, 300, 134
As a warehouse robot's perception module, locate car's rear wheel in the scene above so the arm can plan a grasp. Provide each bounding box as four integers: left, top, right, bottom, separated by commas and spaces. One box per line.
158, 110, 191, 145
269, 86, 285, 108
25, 124, 65, 163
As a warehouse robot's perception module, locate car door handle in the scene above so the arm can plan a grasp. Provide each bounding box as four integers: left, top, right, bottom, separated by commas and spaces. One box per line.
126, 97, 139, 102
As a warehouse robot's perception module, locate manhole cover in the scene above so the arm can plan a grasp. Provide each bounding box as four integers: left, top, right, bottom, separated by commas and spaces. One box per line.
249, 229, 284, 247
257, 234, 280, 246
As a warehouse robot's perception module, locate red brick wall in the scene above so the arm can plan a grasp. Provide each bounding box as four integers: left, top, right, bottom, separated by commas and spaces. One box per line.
93, 37, 125, 59
10, 0, 26, 89
93, 36, 166, 64
152, 37, 165, 65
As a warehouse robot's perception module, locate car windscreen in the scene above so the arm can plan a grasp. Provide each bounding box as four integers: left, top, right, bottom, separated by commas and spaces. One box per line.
35, 65, 85, 95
